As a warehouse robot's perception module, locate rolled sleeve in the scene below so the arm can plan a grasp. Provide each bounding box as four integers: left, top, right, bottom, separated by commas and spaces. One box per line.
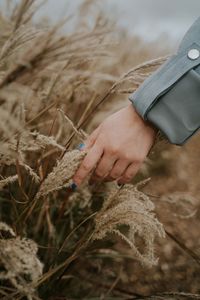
128, 16, 200, 145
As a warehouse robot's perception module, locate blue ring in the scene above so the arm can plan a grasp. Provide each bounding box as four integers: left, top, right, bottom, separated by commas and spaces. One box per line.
77, 143, 85, 150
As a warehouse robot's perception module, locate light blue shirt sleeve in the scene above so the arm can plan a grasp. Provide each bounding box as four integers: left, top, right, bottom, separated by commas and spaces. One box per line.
128, 17, 200, 145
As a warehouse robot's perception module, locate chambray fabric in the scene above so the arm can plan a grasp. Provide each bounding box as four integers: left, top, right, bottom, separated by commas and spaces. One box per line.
128, 16, 200, 145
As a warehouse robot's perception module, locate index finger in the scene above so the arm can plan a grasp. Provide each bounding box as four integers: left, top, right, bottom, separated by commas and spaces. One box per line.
72, 143, 103, 187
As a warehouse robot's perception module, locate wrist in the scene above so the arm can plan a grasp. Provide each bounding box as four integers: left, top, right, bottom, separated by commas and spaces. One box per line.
126, 103, 158, 136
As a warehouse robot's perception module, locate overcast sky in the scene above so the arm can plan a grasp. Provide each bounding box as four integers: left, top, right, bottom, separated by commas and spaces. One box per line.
108, 0, 200, 43
33, 0, 200, 46
2, 0, 200, 46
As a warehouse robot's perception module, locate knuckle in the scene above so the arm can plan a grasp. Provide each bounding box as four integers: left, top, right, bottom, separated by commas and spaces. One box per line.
81, 162, 92, 172
109, 172, 119, 179
124, 174, 133, 181
108, 146, 119, 156
122, 153, 132, 161
95, 169, 104, 177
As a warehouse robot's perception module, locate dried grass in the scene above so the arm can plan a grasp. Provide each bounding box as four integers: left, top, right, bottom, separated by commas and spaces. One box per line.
161, 192, 198, 219
0, 222, 43, 298
0, 174, 18, 190
36, 149, 87, 198
92, 182, 165, 267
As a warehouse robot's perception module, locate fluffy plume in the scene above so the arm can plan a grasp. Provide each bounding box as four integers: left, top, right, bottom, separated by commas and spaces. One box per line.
92, 182, 165, 267
0, 222, 43, 297
36, 149, 87, 198
17, 131, 65, 152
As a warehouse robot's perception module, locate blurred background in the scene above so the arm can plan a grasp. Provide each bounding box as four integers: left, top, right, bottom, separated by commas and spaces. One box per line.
35, 0, 200, 45
2, 0, 200, 45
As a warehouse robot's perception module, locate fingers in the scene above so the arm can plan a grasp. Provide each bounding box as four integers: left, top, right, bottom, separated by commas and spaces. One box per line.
117, 162, 141, 185
103, 159, 131, 182
73, 142, 103, 186
89, 152, 118, 183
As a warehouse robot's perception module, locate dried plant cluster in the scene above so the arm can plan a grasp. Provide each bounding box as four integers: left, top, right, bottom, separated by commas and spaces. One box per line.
0, 1, 168, 299
36, 149, 87, 198
92, 181, 165, 267
0, 222, 43, 299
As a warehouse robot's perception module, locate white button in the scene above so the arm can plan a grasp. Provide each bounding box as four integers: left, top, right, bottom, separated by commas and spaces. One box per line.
188, 49, 200, 60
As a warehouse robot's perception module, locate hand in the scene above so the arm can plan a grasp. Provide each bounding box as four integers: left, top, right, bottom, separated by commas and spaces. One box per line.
72, 103, 157, 188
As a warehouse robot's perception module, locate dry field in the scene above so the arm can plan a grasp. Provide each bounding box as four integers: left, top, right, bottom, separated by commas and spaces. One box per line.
0, 1, 199, 299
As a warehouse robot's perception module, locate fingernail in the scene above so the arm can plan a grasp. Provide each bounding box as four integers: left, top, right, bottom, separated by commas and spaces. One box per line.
77, 143, 85, 150
70, 182, 78, 191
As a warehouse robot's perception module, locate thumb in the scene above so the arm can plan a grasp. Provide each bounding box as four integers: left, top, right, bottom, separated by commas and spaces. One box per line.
77, 126, 100, 151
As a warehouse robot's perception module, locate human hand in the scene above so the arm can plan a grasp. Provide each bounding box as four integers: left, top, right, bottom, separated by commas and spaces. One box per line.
72, 103, 157, 189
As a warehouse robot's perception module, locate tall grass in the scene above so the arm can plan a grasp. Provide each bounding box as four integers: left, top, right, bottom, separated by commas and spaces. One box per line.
0, 1, 170, 299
